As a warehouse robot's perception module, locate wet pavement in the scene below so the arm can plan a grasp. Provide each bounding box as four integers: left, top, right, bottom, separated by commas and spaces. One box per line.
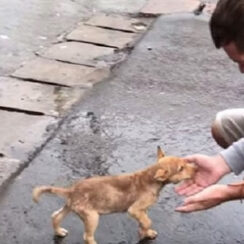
1, 8, 244, 244
0, 0, 152, 182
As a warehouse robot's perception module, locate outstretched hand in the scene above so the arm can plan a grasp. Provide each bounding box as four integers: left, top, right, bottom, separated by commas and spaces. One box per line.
175, 184, 231, 212
175, 154, 231, 196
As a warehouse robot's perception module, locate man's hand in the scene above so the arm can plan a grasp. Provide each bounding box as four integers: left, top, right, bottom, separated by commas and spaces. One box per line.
175, 154, 231, 196
175, 184, 232, 212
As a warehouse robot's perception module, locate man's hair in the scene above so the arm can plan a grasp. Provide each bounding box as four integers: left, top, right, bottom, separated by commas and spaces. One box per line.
210, 0, 244, 52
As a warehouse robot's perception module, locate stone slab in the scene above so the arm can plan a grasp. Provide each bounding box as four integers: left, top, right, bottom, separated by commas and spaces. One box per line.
0, 110, 57, 161
37, 42, 115, 67
12, 57, 110, 88
204, 3, 216, 15
85, 14, 152, 33
66, 24, 137, 49
140, 0, 200, 15
89, 0, 148, 13
0, 77, 84, 117
0, 157, 21, 188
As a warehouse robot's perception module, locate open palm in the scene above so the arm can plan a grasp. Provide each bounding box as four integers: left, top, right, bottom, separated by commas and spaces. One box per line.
176, 184, 230, 212
175, 154, 231, 196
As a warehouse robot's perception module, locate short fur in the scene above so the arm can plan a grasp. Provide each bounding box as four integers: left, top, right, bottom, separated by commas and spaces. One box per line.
32, 147, 195, 244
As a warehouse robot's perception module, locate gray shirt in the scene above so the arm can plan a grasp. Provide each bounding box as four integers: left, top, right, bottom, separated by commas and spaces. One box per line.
220, 138, 244, 175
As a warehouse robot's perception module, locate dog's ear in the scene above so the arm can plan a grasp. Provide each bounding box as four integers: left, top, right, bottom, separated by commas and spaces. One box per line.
154, 169, 168, 182
157, 146, 165, 160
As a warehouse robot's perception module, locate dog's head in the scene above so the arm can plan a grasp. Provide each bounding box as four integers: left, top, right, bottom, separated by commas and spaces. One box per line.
153, 146, 196, 184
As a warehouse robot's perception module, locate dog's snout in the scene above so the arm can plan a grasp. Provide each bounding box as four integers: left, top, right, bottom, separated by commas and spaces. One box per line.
190, 163, 197, 171
187, 163, 197, 176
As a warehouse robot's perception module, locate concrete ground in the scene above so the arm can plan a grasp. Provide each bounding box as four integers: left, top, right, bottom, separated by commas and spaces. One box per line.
0, 0, 217, 188
0, 0, 153, 187
0, 2, 244, 243
0, 0, 148, 76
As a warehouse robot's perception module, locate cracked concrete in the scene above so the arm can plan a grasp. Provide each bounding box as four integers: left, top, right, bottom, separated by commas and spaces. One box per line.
1, 0, 244, 241
0, 0, 152, 193
2, 1, 238, 244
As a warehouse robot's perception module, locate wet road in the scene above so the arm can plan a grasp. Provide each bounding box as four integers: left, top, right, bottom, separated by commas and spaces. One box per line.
1, 13, 244, 244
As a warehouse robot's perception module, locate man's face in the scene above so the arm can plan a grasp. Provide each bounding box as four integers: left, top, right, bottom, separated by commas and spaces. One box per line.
223, 42, 244, 73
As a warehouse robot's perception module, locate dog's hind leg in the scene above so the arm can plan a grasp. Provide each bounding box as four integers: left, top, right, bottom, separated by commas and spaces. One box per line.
79, 210, 99, 244
52, 205, 70, 237
128, 199, 157, 240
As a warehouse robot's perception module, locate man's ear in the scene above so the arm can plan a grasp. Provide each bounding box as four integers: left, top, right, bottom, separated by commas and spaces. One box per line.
154, 169, 168, 182
157, 146, 165, 160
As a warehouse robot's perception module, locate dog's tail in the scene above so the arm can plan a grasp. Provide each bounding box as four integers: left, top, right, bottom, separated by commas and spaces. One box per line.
32, 186, 71, 203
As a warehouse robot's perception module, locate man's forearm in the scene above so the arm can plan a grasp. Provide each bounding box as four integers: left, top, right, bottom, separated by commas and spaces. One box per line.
220, 138, 244, 175
225, 182, 244, 201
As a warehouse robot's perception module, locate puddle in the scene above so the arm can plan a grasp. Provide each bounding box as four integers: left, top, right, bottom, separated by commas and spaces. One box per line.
132, 22, 147, 31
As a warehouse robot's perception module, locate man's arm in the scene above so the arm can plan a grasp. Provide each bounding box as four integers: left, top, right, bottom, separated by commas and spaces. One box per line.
176, 183, 244, 213
220, 138, 244, 175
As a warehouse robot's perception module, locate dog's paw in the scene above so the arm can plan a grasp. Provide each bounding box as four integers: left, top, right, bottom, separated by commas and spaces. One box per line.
146, 229, 157, 239
139, 229, 158, 240
55, 227, 69, 237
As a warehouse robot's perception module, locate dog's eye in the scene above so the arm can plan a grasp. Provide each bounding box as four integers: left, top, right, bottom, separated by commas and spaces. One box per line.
178, 166, 184, 172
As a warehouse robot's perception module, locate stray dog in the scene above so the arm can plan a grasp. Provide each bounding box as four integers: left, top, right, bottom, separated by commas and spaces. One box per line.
32, 147, 196, 244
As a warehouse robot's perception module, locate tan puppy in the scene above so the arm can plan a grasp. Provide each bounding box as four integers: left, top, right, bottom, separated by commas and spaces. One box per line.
32, 147, 195, 244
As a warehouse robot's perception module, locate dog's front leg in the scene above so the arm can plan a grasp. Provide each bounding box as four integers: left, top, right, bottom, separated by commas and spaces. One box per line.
128, 201, 157, 240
